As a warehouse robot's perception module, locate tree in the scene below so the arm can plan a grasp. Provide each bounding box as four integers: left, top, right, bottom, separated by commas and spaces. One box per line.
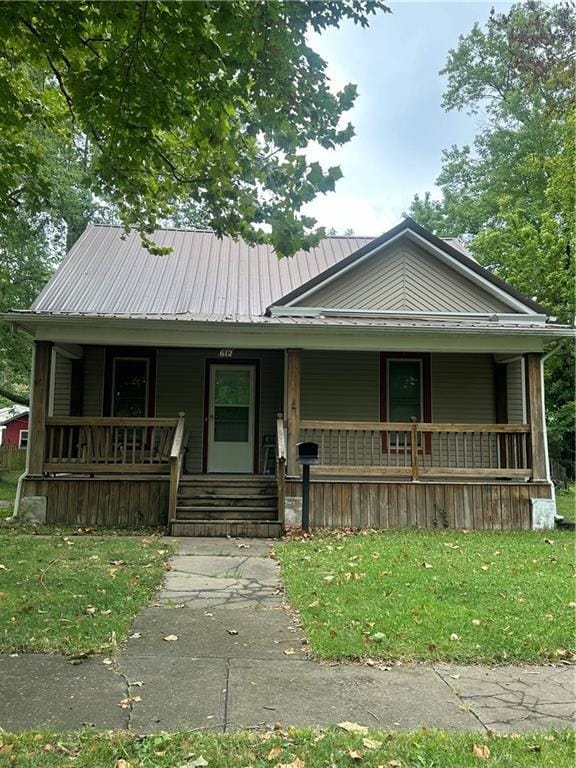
0, 1, 390, 257
408, 1, 575, 474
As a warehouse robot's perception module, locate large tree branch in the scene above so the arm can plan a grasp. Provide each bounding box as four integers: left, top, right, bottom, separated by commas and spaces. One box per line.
0, 386, 29, 407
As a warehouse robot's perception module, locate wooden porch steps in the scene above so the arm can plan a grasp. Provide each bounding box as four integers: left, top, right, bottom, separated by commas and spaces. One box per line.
171, 475, 281, 537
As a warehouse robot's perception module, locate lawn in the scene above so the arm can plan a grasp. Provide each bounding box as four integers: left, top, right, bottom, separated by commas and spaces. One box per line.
0, 470, 19, 520
277, 529, 575, 664
0, 728, 572, 768
556, 484, 575, 520
0, 534, 172, 655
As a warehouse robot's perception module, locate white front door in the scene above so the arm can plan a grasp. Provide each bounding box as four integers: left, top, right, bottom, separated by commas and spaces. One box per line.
207, 364, 256, 473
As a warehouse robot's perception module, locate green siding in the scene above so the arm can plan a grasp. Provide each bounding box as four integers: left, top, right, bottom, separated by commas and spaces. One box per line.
506, 358, 525, 424
432, 353, 496, 423
296, 241, 512, 313
51, 352, 72, 416
82, 347, 105, 416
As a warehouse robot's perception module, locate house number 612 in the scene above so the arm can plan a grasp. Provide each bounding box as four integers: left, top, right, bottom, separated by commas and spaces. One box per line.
219, 349, 233, 357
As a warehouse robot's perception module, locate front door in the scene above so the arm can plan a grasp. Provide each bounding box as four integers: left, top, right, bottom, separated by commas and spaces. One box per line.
207, 364, 256, 473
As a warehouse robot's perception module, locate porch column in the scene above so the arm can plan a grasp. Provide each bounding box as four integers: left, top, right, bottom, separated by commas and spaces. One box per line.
286, 348, 301, 476
28, 340, 52, 475
526, 353, 548, 482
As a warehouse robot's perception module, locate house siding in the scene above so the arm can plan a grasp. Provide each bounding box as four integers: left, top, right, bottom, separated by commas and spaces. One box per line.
432, 353, 496, 423
83, 346, 105, 416
507, 358, 525, 424
51, 352, 72, 416
296, 242, 512, 314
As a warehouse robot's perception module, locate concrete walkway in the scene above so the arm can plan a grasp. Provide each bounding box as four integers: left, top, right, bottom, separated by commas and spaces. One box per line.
0, 537, 574, 733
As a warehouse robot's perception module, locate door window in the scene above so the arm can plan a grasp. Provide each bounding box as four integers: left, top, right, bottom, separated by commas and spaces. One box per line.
388, 360, 422, 422
112, 358, 149, 417
213, 369, 251, 442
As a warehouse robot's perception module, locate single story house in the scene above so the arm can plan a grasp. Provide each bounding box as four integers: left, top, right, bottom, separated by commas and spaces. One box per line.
0, 405, 29, 449
5, 218, 573, 535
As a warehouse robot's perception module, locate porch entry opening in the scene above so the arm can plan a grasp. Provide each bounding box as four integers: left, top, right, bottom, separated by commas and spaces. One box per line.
207, 364, 256, 473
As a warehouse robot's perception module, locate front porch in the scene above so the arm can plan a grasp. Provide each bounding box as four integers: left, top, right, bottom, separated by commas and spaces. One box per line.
19, 342, 553, 533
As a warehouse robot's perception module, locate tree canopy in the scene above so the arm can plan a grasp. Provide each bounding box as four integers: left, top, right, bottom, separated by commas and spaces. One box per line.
408, 0, 575, 474
0, 0, 390, 258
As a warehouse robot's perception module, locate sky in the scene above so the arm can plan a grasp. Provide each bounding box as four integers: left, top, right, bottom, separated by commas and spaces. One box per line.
304, 1, 512, 236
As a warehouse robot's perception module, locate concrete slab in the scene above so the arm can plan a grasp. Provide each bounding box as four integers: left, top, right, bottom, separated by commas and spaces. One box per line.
435, 665, 576, 733
227, 660, 479, 731
165, 537, 276, 557
120, 657, 227, 733
119, 607, 304, 660
0, 655, 126, 731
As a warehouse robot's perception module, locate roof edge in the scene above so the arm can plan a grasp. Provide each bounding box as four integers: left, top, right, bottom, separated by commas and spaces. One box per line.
266, 218, 549, 316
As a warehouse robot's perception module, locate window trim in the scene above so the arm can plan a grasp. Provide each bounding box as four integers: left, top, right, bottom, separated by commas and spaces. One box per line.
103, 348, 157, 417
380, 352, 432, 452
18, 429, 29, 449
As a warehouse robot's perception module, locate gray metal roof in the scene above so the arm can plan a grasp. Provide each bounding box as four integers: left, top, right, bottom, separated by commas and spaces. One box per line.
32, 225, 373, 317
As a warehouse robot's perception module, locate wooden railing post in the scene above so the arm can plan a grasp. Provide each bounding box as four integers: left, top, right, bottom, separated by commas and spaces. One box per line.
276, 414, 287, 529
286, 349, 301, 476
168, 412, 186, 522
526, 353, 548, 481
28, 340, 52, 475
411, 419, 419, 480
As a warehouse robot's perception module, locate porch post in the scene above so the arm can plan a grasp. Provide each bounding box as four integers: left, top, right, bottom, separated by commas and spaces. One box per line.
526, 353, 548, 482
28, 340, 52, 475
286, 348, 301, 476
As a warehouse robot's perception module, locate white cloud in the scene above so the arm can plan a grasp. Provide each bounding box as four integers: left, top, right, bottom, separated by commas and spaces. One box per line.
304, 193, 400, 237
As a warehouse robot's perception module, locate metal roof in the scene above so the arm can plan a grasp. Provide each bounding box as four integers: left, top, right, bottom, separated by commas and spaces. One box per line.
32, 225, 373, 317
0, 405, 28, 425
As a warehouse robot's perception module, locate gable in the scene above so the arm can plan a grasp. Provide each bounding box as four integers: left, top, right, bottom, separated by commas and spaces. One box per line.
292, 240, 514, 314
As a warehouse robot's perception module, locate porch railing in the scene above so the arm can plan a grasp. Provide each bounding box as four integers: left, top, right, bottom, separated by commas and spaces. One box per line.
44, 416, 182, 474
299, 420, 532, 480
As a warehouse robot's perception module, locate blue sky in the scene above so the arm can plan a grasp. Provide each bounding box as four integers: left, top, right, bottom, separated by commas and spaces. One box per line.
305, 1, 512, 236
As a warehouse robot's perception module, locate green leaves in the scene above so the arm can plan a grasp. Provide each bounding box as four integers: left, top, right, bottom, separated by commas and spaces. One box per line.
0, 0, 390, 257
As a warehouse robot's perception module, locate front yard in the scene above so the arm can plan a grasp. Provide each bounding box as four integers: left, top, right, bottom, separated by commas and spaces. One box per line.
0, 535, 172, 655
0, 727, 572, 768
277, 529, 575, 664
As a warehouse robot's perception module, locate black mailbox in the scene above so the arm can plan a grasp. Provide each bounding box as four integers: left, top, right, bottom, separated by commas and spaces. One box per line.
297, 441, 319, 465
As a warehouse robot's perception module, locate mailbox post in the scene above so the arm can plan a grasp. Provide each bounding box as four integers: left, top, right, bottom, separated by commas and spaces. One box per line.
297, 441, 319, 532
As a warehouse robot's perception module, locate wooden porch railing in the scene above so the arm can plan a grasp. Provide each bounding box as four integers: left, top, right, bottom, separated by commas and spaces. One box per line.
299, 420, 532, 480
168, 413, 187, 521
43, 416, 182, 474
276, 414, 287, 528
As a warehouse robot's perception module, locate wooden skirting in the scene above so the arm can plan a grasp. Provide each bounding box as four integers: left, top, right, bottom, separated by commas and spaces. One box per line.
285, 479, 553, 530
21, 476, 169, 528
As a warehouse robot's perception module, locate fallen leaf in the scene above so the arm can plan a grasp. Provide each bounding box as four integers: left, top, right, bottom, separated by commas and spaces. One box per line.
226, 629, 239, 635
363, 738, 382, 750
267, 747, 282, 760
275, 760, 304, 768
116, 760, 131, 768
480, 565, 489, 572
323, 575, 335, 582
472, 744, 491, 759
544, 538, 554, 545
422, 562, 433, 569
338, 721, 368, 734
371, 632, 386, 641
128, 632, 142, 640
471, 619, 481, 626
348, 750, 363, 760
308, 600, 320, 608
450, 633, 461, 641
129, 576, 139, 587
132, 680, 144, 687
283, 647, 296, 655
527, 744, 542, 753
163, 634, 179, 641
84, 606, 96, 615
189, 757, 209, 767
387, 761, 402, 767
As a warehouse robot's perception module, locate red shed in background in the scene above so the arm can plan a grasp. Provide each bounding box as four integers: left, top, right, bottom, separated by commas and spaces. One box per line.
0, 406, 29, 448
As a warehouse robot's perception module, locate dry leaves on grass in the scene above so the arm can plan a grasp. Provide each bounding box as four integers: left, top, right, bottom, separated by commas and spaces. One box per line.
338, 721, 369, 734
163, 634, 179, 642
274, 760, 304, 768
363, 738, 382, 750
267, 747, 282, 760
472, 744, 491, 759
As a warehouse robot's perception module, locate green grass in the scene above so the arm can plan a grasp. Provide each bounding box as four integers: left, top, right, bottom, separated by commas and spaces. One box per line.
0, 534, 173, 655
277, 529, 576, 664
556, 484, 575, 520
0, 470, 19, 520
0, 728, 572, 768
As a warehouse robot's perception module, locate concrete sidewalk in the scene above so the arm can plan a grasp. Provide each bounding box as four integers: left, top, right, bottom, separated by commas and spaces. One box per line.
0, 537, 573, 733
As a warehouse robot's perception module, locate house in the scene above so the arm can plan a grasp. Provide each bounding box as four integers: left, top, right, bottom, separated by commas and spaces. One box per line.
4, 218, 573, 535
0, 405, 29, 449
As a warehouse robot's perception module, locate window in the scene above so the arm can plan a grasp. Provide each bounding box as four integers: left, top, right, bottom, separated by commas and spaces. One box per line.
380, 352, 432, 451
112, 358, 149, 417
103, 348, 157, 417
19, 429, 28, 449
388, 360, 422, 422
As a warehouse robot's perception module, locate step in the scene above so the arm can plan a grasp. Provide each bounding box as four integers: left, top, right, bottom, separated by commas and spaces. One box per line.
177, 486, 277, 498
170, 520, 283, 538
175, 506, 277, 521
176, 495, 278, 507
179, 475, 275, 485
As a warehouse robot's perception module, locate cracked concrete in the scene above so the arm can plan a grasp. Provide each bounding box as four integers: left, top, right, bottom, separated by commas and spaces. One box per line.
0, 536, 574, 733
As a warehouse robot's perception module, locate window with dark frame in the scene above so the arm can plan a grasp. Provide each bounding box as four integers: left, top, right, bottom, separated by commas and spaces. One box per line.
19, 429, 29, 449
111, 358, 149, 417
380, 352, 432, 452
